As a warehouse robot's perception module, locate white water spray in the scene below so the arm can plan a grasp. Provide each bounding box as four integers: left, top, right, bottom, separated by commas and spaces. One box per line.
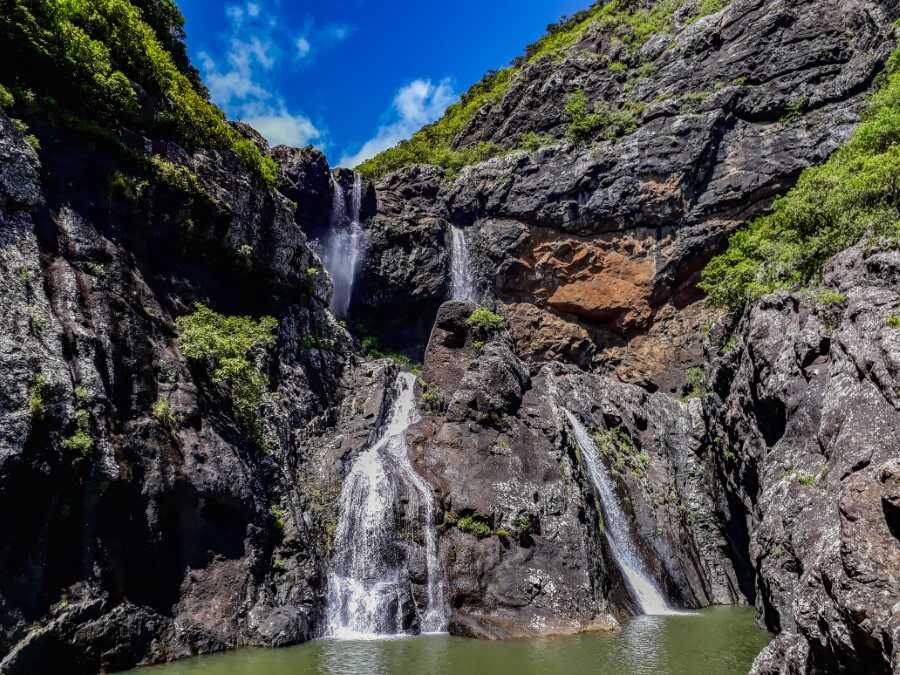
324, 173, 365, 319
325, 372, 448, 638
449, 226, 477, 302
564, 409, 682, 616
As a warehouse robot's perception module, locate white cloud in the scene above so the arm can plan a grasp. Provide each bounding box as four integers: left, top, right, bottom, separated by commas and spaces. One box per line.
322, 25, 351, 42
295, 36, 311, 59
339, 78, 456, 168
242, 110, 321, 147
198, 3, 322, 149
225, 5, 244, 24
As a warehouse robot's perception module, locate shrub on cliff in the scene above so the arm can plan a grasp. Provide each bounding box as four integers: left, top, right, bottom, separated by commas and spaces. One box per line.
566, 90, 638, 142
176, 304, 277, 445
700, 49, 900, 309
466, 307, 505, 336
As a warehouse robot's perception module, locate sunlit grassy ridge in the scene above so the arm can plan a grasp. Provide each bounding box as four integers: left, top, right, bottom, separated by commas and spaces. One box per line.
699, 48, 900, 309
0, 0, 277, 185
357, 0, 729, 178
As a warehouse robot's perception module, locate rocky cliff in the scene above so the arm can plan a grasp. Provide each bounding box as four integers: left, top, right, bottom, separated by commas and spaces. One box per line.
0, 0, 898, 674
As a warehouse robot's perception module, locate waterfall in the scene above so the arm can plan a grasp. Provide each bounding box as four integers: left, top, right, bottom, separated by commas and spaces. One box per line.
563, 409, 680, 616
449, 226, 477, 302
325, 372, 448, 638
324, 174, 365, 319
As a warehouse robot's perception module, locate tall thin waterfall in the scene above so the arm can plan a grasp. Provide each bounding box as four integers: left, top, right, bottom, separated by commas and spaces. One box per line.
324, 173, 365, 319
449, 226, 477, 302
325, 372, 448, 638
563, 409, 679, 616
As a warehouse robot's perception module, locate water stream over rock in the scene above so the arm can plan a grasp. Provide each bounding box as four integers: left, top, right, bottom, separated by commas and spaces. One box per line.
449, 226, 477, 302
563, 410, 680, 616
323, 173, 365, 318
325, 372, 448, 638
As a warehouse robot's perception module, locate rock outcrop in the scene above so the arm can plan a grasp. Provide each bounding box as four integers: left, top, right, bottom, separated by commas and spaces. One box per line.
409, 302, 740, 637
0, 108, 356, 673
704, 239, 900, 673
356, 0, 898, 392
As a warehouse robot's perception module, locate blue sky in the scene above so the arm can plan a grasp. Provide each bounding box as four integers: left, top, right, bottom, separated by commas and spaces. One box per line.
177, 0, 589, 166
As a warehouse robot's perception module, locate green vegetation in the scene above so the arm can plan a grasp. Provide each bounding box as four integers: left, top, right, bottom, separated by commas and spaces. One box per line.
517, 131, 554, 152
807, 288, 847, 306
796, 473, 816, 487
175, 303, 277, 444
700, 49, 900, 309
466, 307, 505, 334
593, 426, 647, 476
63, 429, 94, 456
456, 515, 492, 538
683, 367, 705, 400
419, 381, 447, 416
28, 373, 50, 418
887, 314, 900, 328
495, 528, 510, 539
300, 335, 337, 351
356, 66, 513, 178
26, 306, 47, 333
151, 397, 179, 428
358, 0, 726, 178
63, 408, 93, 457
0, 83, 13, 110
566, 90, 639, 142
270, 504, 288, 531
358, 334, 419, 369
0, 0, 277, 184
149, 157, 204, 196
109, 170, 149, 201
693, 0, 731, 21
513, 514, 535, 536
781, 97, 807, 125
722, 335, 741, 355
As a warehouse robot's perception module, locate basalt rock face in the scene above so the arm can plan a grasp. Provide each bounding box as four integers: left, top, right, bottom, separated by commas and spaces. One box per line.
359, 0, 898, 390
704, 240, 900, 674
408, 302, 740, 637
353, 167, 451, 355
0, 112, 353, 673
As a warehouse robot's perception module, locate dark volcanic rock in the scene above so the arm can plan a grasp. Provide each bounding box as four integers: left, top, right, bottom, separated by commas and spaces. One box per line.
0, 109, 352, 673
410, 315, 740, 637
361, 0, 898, 389
704, 240, 900, 674
272, 145, 333, 242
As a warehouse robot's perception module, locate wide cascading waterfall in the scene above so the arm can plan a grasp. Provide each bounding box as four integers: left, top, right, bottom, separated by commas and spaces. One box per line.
563, 409, 680, 616
323, 173, 365, 318
325, 372, 448, 638
449, 225, 477, 302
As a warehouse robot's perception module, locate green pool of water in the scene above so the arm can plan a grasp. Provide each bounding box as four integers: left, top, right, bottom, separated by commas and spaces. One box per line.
131, 607, 770, 675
